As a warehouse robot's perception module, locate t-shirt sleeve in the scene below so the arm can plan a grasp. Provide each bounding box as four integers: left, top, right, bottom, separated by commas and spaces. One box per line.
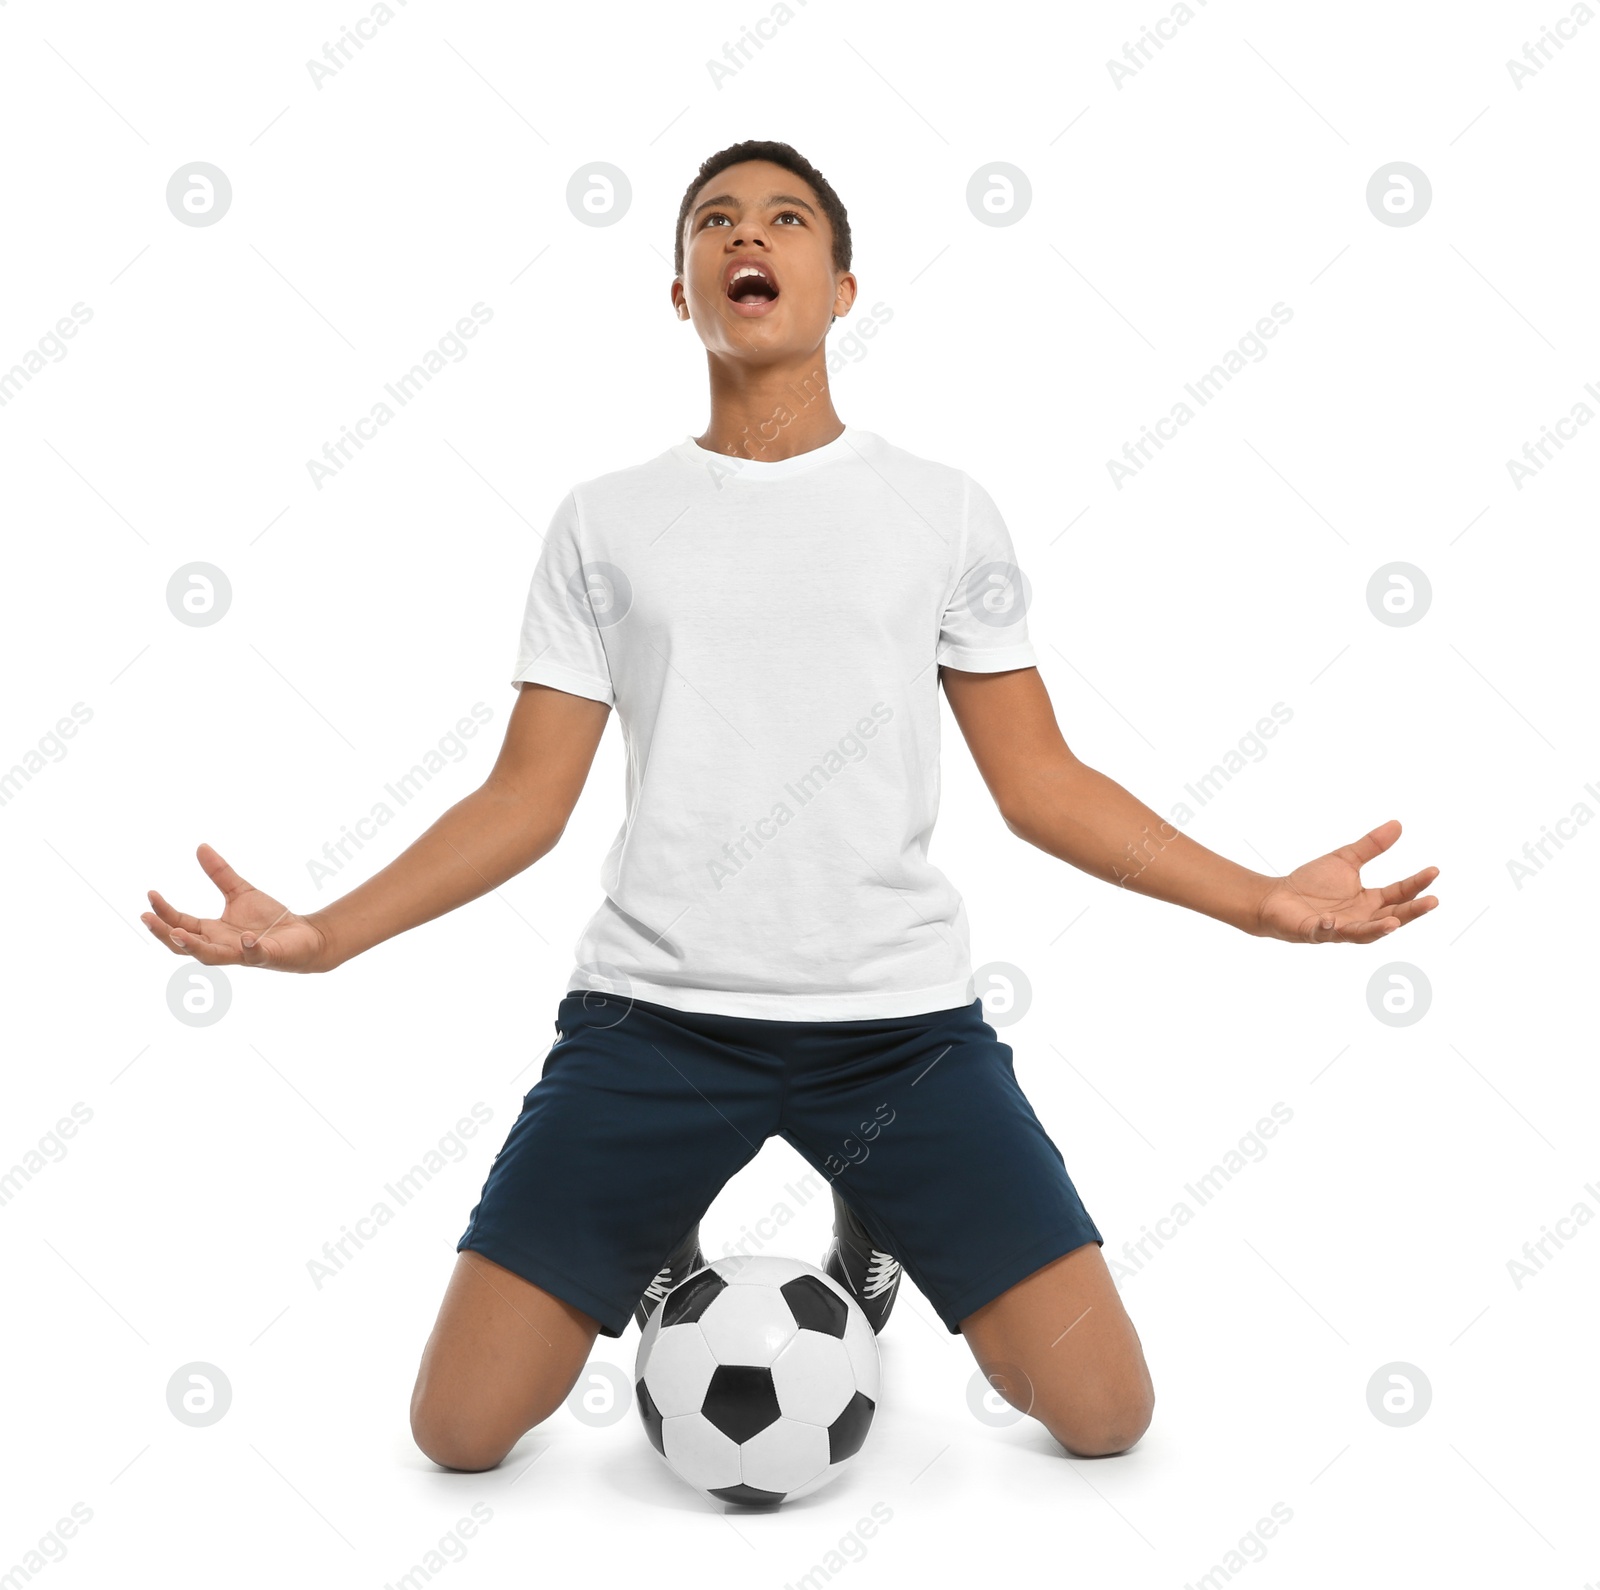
508, 489, 617, 705
935, 474, 1039, 673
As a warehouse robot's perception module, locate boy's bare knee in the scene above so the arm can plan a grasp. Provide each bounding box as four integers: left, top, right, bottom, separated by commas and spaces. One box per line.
411, 1400, 522, 1472
410, 1388, 557, 1473
413, 1423, 511, 1473
1041, 1384, 1155, 1458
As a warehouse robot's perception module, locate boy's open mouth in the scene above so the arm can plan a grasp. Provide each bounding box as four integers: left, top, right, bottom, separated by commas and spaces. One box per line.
725, 259, 780, 311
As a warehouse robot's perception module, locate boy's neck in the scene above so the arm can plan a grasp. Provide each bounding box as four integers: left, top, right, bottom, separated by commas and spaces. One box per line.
694, 361, 844, 462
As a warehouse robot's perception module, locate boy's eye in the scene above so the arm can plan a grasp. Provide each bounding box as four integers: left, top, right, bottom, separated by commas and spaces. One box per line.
703, 209, 805, 227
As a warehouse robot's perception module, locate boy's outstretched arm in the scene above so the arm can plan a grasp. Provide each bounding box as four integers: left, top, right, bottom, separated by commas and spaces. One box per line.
140, 682, 610, 972
941, 666, 1439, 945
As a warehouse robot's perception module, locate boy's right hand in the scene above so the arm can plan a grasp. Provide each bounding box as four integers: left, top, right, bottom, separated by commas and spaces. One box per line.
141, 842, 333, 973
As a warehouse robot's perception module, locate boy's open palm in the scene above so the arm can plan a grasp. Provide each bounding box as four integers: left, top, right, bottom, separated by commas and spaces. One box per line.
141, 842, 328, 972
1253, 819, 1439, 944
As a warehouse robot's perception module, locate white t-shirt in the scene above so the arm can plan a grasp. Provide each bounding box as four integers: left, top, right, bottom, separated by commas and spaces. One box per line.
511, 425, 1038, 1020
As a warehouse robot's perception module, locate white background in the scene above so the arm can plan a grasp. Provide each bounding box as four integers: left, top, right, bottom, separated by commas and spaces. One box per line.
2, 1, 1595, 1586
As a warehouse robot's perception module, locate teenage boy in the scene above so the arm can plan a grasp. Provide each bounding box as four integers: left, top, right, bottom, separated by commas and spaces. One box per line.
141, 139, 1439, 1475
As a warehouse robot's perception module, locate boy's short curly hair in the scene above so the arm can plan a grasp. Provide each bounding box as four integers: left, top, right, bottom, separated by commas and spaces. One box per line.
673, 139, 851, 282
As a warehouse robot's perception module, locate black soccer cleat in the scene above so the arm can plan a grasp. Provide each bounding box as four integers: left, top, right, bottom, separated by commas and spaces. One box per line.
634, 1221, 707, 1331
822, 1184, 901, 1334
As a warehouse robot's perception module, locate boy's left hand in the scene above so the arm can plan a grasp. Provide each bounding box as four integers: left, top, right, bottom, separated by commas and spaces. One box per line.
1252, 819, 1439, 943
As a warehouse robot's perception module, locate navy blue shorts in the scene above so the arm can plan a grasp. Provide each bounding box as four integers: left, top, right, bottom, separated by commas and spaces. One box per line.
457, 991, 1102, 1337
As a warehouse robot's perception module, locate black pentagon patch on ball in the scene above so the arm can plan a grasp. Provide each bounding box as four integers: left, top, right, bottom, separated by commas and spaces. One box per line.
707, 1482, 785, 1507
701, 1364, 782, 1444
780, 1274, 848, 1338
635, 1378, 665, 1455
662, 1267, 726, 1327
828, 1390, 875, 1462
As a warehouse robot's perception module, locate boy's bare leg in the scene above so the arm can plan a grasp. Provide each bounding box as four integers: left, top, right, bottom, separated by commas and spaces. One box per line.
960, 1242, 1155, 1457
410, 1251, 600, 1471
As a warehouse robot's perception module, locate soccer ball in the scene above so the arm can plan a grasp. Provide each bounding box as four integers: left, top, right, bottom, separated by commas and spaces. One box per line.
635, 1254, 880, 1505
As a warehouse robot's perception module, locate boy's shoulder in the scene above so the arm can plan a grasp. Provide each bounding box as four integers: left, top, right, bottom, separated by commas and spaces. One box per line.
559, 437, 686, 504
847, 431, 976, 491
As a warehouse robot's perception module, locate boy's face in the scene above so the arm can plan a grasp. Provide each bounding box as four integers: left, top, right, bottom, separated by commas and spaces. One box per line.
674, 159, 855, 364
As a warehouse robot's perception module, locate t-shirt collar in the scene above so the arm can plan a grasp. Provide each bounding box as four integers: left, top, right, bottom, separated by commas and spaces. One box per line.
679, 425, 856, 481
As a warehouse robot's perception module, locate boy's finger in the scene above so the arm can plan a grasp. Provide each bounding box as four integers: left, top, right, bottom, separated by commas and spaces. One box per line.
169, 930, 236, 966
1336, 819, 1401, 870
239, 932, 278, 965
142, 914, 190, 954
1335, 917, 1399, 944
148, 889, 203, 934
1385, 897, 1437, 927
196, 842, 255, 903
1379, 867, 1439, 906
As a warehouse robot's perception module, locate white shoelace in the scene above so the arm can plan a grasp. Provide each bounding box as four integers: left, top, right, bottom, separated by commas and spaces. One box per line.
642, 1263, 673, 1304
862, 1249, 900, 1299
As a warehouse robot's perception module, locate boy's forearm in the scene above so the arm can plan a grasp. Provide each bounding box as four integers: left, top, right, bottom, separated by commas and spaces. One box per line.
305, 780, 560, 970
1004, 759, 1274, 934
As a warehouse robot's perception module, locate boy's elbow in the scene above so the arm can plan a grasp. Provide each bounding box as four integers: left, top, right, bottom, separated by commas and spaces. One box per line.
997, 755, 1084, 846
1000, 803, 1030, 843
476, 779, 571, 863
531, 818, 568, 860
